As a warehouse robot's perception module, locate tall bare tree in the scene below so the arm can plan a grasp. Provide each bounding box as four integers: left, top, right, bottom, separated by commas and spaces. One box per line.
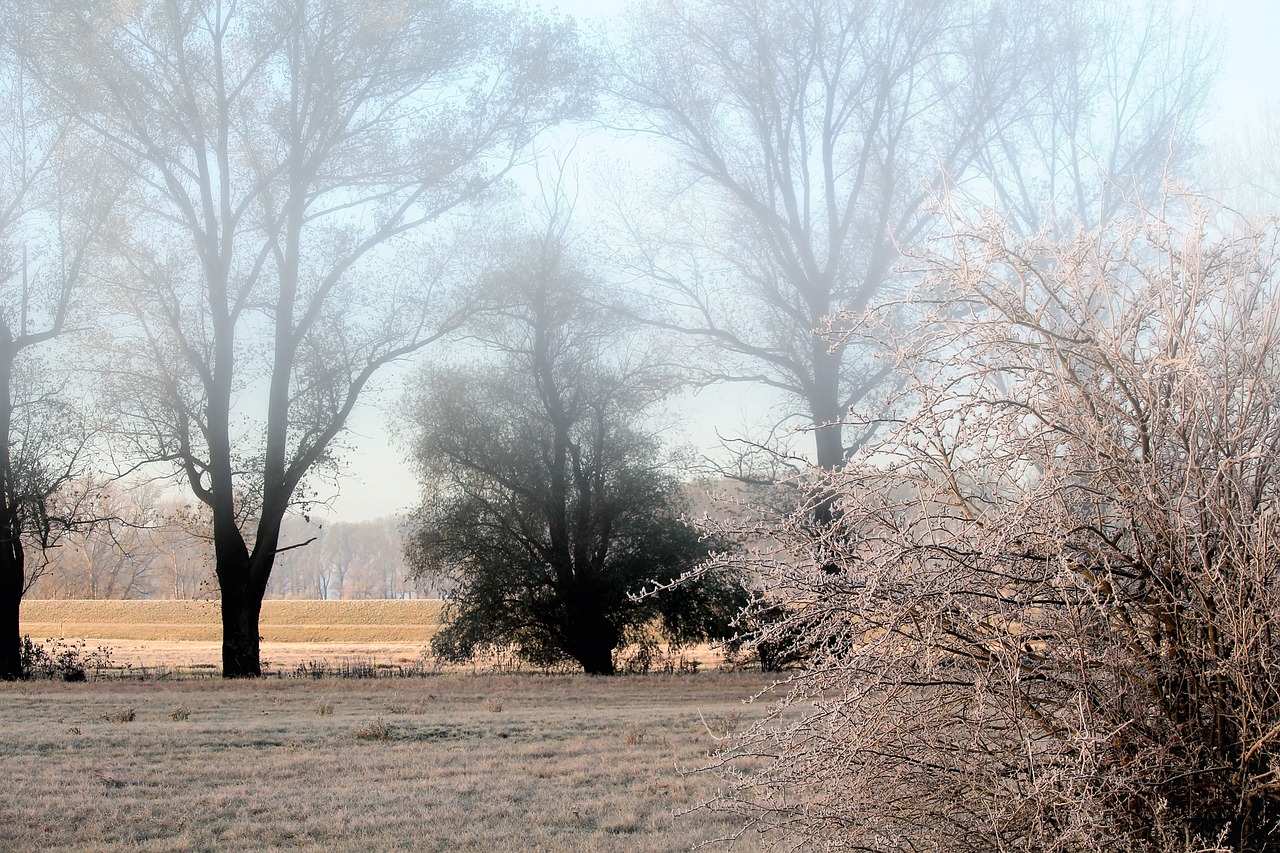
27, 0, 593, 675
973, 1, 1216, 233
0, 28, 115, 679
267, 516, 422, 600
1202, 103, 1280, 218
612, 0, 1215, 492
701, 201, 1280, 851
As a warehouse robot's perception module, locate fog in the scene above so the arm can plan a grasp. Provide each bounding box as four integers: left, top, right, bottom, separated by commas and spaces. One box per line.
1, 0, 1276, 602
319, 0, 1280, 521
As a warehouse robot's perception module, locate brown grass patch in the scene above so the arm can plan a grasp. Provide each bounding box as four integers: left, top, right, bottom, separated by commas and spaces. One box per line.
353, 717, 392, 740
0, 673, 772, 851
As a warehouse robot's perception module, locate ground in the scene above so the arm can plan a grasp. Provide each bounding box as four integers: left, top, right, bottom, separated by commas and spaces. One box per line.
0, 671, 775, 852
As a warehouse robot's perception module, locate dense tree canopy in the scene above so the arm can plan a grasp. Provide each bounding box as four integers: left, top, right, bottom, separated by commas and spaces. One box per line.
404, 237, 745, 675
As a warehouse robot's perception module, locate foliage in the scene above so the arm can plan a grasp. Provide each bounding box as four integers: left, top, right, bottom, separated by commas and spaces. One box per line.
405, 238, 747, 675
701, 203, 1280, 851
19, 635, 113, 681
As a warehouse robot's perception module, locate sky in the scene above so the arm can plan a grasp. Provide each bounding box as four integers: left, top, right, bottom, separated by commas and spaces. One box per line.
322, 0, 1280, 523
1214, 0, 1280, 129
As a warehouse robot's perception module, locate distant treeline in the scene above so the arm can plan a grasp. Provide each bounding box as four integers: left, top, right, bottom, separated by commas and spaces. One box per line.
27, 504, 443, 601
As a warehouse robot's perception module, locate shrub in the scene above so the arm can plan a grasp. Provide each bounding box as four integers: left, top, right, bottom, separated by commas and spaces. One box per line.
102, 707, 135, 723
622, 721, 646, 747
705, 205, 1280, 851
20, 636, 113, 681
354, 717, 391, 741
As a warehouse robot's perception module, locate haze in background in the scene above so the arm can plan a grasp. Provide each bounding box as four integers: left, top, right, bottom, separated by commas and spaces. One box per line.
326, 0, 1280, 522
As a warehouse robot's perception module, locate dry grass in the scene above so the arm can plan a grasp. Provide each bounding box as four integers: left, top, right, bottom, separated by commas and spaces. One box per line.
19, 600, 447, 643
100, 706, 135, 723
80, 640, 436, 671
353, 716, 393, 741
0, 672, 771, 852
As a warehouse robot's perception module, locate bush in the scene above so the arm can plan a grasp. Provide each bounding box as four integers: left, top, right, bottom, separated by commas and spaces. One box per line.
354, 717, 391, 741
20, 636, 113, 681
101, 707, 135, 723
704, 205, 1280, 851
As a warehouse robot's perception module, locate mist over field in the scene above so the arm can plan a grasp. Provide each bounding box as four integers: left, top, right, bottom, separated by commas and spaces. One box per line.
3, 0, 1280, 849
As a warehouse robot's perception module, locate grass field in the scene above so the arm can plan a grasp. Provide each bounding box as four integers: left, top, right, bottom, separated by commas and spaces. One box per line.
20, 600, 447, 643
19, 599, 725, 674
0, 672, 774, 851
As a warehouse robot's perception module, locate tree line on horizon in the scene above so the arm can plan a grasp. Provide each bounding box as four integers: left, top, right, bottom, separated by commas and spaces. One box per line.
23, 505, 437, 602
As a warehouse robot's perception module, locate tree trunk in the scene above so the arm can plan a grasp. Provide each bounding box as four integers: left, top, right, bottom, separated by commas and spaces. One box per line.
212, 514, 272, 677
0, 546, 22, 680
219, 580, 263, 678
213, 497, 290, 677
567, 610, 619, 676
810, 341, 846, 527
573, 643, 616, 676
810, 336, 846, 469
0, 347, 23, 681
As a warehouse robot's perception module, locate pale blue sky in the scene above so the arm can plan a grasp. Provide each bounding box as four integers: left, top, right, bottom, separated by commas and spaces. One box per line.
1213, 0, 1280, 129
328, 0, 1280, 521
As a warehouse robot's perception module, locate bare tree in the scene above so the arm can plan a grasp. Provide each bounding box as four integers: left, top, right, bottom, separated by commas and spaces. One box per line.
0, 27, 115, 679
329, 519, 417, 599
611, 0, 1215, 497
1201, 103, 1280, 218
973, 1, 1216, 233
27, 0, 592, 675
266, 515, 421, 600
29, 483, 159, 600
149, 499, 217, 600
700, 201, 1280, 851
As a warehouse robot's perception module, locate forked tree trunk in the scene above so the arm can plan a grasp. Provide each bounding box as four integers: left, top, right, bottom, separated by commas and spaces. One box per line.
212, 515, 278, 678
